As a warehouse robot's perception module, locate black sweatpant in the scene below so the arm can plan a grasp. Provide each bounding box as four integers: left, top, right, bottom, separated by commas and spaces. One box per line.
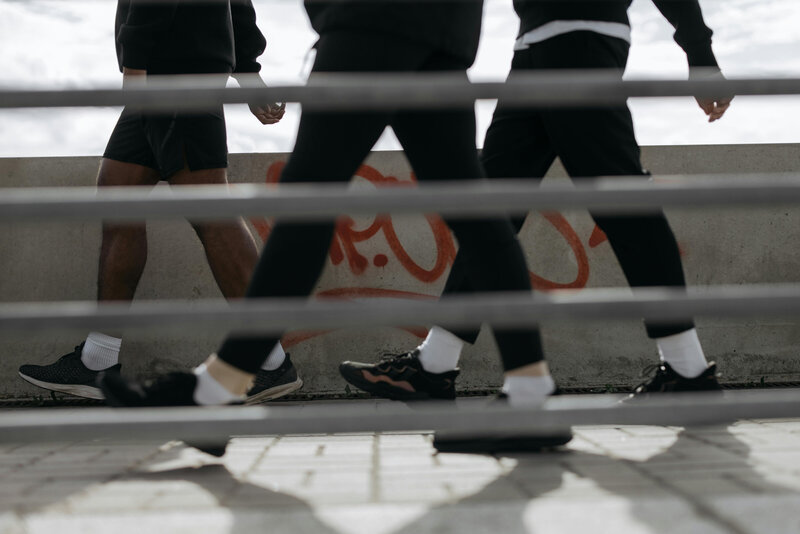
217, 30, 544, 374
446, 30, 695, 343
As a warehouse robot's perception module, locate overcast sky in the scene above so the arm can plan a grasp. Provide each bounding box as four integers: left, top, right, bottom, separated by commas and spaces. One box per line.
0, 0, 798, 157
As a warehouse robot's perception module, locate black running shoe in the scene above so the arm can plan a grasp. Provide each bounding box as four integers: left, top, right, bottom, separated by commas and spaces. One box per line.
245, 353, 303, 405
432, 393, 573, 454
626, 361, 721, 400
99, 371, 234, 457
18, 343, 120, 400
339, 349, 459, 401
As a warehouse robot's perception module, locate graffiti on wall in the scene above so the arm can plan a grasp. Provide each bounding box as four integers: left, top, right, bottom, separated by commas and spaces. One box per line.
251, 160, 609, 346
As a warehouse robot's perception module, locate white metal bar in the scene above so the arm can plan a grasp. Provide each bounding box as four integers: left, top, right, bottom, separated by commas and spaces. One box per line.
0, 72, 789, 112
1, 286, 800, 334
1, 174, 800, 221
2, 390, 799, 443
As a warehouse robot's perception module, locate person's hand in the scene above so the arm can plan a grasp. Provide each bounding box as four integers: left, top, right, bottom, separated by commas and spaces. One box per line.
692, 69, 733, 123
249, 102, 286, 125
695, 94, 732, 122
122, 67, 147, 88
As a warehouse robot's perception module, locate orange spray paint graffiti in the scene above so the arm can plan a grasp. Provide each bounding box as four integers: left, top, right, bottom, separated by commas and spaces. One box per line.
251, 161, 601, 346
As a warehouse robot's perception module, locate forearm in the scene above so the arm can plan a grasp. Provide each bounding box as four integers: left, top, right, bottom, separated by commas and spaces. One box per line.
651, 0, 718, 68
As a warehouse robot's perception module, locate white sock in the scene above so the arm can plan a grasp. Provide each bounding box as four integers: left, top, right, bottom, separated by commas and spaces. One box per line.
80, 332, 121, 371
192, 364, 244, 406
503, 375, 555, 408
417, 326, 463, 374
655, 328, 709, 378
261, 343, 287, 371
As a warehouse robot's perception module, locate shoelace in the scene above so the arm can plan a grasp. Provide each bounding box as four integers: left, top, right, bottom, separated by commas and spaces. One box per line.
633, 363, 667, 392
57, 346, 84, 363
378, 349, 419, 365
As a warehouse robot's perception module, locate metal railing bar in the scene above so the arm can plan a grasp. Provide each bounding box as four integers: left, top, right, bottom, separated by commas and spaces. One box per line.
0, 71, 791, 112
2, 286, 800, 334
2, 174, 800, 221
2, 390, 798, 442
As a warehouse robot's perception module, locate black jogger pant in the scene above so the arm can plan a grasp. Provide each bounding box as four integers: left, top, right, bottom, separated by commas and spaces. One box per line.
446, 31, 695, 343
217, 30, 545, 374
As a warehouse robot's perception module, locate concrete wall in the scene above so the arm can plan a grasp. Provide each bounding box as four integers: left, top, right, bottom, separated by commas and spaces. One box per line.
2, 144, 800, 400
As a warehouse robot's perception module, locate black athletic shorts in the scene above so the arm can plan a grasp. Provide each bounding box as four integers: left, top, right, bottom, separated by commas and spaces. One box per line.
103, 106, 228, 180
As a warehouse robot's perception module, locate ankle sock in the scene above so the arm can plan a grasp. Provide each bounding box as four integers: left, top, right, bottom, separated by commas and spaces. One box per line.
81, 332, 121, 371
503, 375, 555, 408
655, 328, 709, 379
261, 343, 287, 371
417, 326, 463, 374
192, 364, 244, 405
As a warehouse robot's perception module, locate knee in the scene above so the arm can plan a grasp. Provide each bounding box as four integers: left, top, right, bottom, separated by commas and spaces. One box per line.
190, 221, 220, 244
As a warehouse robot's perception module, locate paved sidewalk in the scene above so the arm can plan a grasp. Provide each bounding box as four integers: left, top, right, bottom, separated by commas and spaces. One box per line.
1, 401, 800, 534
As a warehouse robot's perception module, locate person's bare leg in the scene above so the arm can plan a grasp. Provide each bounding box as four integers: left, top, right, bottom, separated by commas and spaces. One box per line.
96, 158, 160, 302
169, 166, 258, 299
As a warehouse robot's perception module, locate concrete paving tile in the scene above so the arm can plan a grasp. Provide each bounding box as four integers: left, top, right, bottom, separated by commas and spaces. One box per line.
264, 443, 325, 457
506, 464, 572, 482
518, 471, 671, 500
521, 496, 732, 534
378, 437, 431, 449
281, 486, 374, 505
221, 493, 322, 510
63, 494, 155, 513
759, 421, 800, 432
141, 491, 223, 510
731, 473, 800, 492
432, 453, 502, 468
564, 436, 607, 454
22, 479, 96, 496
747, 452, 800, 468
318, 442, 374, 456
619, 426, 683, 437
22, 510, 239, 534
305, 471, 371, 489
701, 494, 800, 534
16, 465, 125, 479
313, 503, 433, 534
0, 512, 24, 534
667, 446, 750, 462
569, 427, 634, 442
639, 458, 758, 472
563, 464, 654, 485
251, 458, 372, 473
376, 481, 454, 503
376, 454, 437, 469
666, 475, 759, 497
10, 499, 74, 516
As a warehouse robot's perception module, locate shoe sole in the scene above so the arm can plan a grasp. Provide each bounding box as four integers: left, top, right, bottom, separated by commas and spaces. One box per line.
98, 373, 229, 458
433, 432, 573, 454
244, 378, 304, 405
339, 365, 450, 401
18, 372, 104, 400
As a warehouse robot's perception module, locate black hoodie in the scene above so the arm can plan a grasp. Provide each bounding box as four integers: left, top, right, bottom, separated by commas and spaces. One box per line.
115, 0, 266, 75
514, 0, 718, 67
303, 0, 485, 67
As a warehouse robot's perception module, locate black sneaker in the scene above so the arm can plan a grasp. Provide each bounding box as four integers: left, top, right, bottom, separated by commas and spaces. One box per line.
432, 392, 573, 454
245, 353, 303, 405
18, 343, 121, 400
339, 349, 459, 401
626, 361, 721, 400
98, 370, 234, 457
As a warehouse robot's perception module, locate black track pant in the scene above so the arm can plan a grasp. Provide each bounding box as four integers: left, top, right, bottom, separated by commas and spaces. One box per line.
446, 31, 694, 343
217, 30, 544, 374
